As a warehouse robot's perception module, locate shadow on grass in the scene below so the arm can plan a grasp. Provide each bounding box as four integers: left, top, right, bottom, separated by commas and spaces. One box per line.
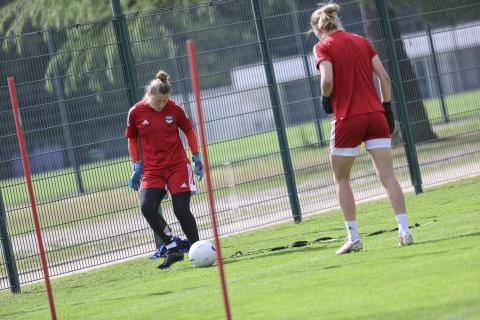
392, 249, 452, 260
222, 244, 336, 266
92, 290, 174, 304
354, 298, 480, 320
58, 290, 175, 310
418, 231, 480, 245
0, 307, 49, 318
221, 228, 344, 249
143, 291, 174, 297
365, 231, 480, 260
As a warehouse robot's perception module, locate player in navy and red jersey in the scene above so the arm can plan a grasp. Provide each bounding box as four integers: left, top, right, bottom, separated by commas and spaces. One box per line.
311, 3, 413, 254
125, 70, 204, 269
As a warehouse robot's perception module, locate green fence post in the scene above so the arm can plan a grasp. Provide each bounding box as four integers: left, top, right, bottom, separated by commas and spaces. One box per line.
251, 0, 302, 222
111, 0, 141, 105
47, 30, 85, 195
0, 189, 21, 293
375, 0, 423, 194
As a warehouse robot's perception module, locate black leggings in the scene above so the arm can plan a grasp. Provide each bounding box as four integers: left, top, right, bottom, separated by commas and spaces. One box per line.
139, 188, 199, 245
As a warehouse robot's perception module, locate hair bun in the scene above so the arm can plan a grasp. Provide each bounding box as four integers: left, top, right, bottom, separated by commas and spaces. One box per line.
156, 70, 170, 82
322, 3, 339, 16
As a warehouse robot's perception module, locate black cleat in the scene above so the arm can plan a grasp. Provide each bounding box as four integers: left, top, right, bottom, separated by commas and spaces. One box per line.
157, 248, 184, 269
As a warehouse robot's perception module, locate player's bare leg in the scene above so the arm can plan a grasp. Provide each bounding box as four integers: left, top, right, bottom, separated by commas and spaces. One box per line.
368, 148, 413, 246
330, 154, 363, 254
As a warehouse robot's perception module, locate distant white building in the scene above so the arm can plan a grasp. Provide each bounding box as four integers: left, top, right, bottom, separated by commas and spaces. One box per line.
402, 21, 480, 97
172, 55, 322, 145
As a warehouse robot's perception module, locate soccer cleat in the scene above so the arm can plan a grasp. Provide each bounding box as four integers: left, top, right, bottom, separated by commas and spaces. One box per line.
398, 233, 414, 246
157, 248, 184, 269
335, 238, 363, 255
149, 237, 191, 260
149, 247, 166, 260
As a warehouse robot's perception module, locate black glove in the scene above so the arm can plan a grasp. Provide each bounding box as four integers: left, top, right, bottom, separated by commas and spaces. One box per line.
321, 95, 333, 114
382, 102, 395, 134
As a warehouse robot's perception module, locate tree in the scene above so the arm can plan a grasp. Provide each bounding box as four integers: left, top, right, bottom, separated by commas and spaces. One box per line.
0, 0, 213, 95
359, 1, 436, 142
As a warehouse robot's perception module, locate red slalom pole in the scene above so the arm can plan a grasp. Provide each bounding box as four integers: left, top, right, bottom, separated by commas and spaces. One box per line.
7, 77, 57, 320
186, 40, 232, 320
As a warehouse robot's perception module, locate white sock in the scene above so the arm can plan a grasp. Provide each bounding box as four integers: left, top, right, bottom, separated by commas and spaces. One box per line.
395, 213, 410, 236
345, 220, 359, 241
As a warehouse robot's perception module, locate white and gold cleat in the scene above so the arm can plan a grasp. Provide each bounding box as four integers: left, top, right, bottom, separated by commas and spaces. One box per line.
335, 238, 363, 255
399, 233, 414, 246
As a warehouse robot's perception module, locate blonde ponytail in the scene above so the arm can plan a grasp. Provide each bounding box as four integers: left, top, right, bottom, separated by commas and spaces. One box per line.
310, 2, 342, 34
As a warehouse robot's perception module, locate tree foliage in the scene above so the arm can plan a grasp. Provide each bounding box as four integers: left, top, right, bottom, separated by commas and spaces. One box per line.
0, 0, 211, 95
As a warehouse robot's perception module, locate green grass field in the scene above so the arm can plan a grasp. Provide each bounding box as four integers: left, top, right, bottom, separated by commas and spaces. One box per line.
1, 176, 479, 320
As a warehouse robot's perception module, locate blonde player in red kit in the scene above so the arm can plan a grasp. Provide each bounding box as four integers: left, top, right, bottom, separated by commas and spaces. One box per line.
125, 70, 203, 269
311, 3, 413, 254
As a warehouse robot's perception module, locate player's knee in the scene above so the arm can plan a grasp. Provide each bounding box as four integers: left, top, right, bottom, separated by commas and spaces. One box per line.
334, 176, 350, 186
140, 201, 157, 218
173, 202, 191, 218
172, 192, 190, 206
380, 174, 397, 188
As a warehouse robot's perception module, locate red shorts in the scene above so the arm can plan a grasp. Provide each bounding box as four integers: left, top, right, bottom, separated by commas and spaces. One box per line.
140, 162, 196, 194
330, 112, 391, 156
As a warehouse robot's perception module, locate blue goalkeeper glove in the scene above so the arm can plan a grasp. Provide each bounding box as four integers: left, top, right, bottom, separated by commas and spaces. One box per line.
128, 161, 142, 191
192, 153, 204, 182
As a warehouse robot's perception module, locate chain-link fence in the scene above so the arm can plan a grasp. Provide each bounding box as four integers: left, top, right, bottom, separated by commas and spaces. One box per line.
0, 0, 479, 291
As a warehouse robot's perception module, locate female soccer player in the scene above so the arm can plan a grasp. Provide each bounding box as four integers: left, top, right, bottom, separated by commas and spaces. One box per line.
310, 3, 413, 254
125, 70, 204, 268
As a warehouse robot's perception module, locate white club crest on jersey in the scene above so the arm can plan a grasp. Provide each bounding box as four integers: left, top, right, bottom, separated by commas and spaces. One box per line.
165, 115, 173, 124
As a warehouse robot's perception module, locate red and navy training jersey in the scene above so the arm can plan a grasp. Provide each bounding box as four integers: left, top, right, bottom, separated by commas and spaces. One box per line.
313, 30, 383, 119
125, 99, 192, 172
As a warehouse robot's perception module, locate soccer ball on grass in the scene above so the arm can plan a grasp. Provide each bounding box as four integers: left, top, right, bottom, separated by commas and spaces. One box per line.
189, 240, 216, 267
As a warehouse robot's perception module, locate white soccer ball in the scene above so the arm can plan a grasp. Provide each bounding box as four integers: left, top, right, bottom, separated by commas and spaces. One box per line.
189, 240, 216, 268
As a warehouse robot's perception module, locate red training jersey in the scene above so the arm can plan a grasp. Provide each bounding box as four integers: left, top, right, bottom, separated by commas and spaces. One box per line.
313, 30, 383, 119
125, 99, 193, 173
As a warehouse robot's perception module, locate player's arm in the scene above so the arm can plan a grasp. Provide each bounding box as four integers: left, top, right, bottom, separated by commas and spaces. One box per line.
319, 60, 334, 114
177, 107, 203, 181
372, 55, 391, 103
125, 107, 142, 190
176, 107, 199, 155
185, 129, 199, 155
319, 60, 333, 97
128, 137, 140, 162
372, 55, 394, 133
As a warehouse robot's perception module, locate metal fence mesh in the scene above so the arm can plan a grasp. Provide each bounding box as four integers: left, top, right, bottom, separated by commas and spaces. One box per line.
0, 0, 479, 290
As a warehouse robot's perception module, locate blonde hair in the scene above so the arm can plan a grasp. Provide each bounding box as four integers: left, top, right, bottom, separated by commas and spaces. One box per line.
146, 70, 171, 96
310, 3, 342, 34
